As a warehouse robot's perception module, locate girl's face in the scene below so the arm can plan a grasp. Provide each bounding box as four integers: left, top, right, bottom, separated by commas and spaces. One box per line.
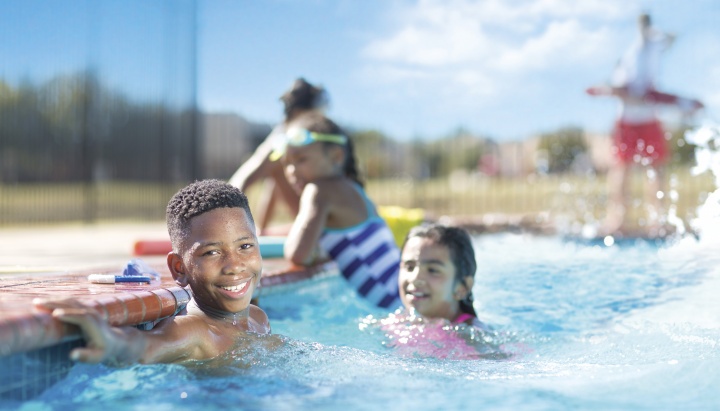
283, 143, 343, 193
398, 236, 465, 321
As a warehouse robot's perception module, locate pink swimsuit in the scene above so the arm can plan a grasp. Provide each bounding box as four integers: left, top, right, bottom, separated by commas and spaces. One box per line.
380, 313, 483, 360
453, 313, 475, 325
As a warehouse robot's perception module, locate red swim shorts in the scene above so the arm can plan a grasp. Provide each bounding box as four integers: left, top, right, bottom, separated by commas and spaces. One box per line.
612, 119, 669, 165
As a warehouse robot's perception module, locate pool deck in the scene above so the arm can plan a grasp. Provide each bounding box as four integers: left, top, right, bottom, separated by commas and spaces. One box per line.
0, 222, 336, 357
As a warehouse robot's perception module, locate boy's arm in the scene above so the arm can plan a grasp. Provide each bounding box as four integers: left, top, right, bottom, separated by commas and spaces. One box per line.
34, 299, 207, 365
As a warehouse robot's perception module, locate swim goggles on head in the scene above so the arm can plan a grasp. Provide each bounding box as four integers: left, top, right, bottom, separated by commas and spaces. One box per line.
269, 127, 347, 161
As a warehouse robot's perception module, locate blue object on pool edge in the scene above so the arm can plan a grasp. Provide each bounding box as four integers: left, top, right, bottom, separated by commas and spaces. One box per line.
88, 274, 152, 284
123, 258, 161, 282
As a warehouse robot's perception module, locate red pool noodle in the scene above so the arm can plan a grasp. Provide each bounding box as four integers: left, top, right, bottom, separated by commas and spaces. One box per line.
133, 240, 172, 256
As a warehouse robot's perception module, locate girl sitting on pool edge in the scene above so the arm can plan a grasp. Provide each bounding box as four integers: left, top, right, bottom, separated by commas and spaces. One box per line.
274, 112, 401, 309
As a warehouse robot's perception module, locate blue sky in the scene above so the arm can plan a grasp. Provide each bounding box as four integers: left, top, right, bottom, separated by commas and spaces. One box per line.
0, 1, 196, 106
199, 0, 720, 141
2, 0, 719, 142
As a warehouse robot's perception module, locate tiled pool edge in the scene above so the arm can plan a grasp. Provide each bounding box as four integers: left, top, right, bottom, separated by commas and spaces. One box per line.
0, 260, 339, 402
0, 340, 84, 401
0, 286, 193, 358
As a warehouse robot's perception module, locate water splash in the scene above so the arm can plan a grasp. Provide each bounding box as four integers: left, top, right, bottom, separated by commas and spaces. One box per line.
643, 122, 720, 329
683, 123, 720, 245
686, 123, 720, 187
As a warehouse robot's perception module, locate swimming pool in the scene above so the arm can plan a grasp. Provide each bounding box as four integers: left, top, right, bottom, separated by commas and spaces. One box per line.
4, 227, 719, 411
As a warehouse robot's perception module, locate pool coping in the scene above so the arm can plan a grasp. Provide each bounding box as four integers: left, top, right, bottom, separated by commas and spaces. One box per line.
0, 258, 338, 358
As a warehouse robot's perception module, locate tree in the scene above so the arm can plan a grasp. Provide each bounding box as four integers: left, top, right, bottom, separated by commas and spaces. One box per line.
537, 126, 588, 173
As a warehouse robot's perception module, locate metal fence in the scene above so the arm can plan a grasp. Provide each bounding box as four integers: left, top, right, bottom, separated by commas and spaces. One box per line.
1, 1, 716, 228
1, 1, 200, 224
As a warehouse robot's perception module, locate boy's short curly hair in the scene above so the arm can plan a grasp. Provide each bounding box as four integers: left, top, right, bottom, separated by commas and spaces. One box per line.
166, 179, 255, 250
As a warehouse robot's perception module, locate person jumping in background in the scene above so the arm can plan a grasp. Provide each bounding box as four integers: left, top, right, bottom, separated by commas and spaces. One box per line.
276, 112, 401, 309
35, 180, 274, 364
229, 78, 328, 235
586, 13, 703, 237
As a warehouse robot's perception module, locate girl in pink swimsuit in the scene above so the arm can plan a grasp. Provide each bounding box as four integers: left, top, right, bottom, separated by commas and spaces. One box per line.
375, 224, 510, 360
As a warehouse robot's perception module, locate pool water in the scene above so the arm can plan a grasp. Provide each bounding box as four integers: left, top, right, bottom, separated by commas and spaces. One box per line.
7, 228, 720, 411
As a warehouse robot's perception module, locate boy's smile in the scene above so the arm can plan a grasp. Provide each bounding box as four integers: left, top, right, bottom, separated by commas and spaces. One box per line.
173, 207, 262, 315
217, 278, 252, 298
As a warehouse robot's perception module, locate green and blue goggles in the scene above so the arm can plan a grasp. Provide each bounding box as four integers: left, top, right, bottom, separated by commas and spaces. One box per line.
270, 127, 347, 161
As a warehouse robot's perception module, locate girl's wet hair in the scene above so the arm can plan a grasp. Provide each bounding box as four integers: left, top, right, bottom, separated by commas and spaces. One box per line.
402, 224, 478, 318
280, 78, 328, 118
291, 113, 364, 187
166, 179, 255, 251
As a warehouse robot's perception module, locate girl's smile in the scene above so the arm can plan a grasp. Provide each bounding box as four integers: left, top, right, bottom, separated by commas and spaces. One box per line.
399, 237, 463, 321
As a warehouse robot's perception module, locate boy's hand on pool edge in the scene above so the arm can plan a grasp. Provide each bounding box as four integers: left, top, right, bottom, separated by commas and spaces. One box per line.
34, 298, 123, 364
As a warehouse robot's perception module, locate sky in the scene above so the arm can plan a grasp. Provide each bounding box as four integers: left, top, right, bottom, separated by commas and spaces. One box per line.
2, 0, 719, 142
198, 0, 720, 141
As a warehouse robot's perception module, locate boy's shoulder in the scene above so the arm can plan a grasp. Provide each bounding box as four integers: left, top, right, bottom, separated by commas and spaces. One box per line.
155, 309, 212, 331
159, 305, 270, 335
249, 304, 271, 334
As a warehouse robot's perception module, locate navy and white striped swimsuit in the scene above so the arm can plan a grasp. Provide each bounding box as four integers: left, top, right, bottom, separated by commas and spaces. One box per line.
318, 185, 401, 309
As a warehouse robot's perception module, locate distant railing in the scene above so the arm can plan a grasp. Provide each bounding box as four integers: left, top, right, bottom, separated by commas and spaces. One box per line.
1, 168, 715, 232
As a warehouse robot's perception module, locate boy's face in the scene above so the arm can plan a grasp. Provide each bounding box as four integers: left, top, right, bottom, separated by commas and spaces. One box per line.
170, 207, 261, 314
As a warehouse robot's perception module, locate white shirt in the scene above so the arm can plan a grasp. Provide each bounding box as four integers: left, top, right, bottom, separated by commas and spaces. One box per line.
611, 28, 674, 97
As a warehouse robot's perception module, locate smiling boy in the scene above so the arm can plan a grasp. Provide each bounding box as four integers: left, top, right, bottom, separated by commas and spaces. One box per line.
36, 179, 271, 364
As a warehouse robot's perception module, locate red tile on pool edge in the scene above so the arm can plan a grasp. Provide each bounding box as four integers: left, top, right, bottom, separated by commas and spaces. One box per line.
33, 313, 82, 347
152, 288, 182, 318
91, 295, 128, 326
9, 316, 54, 355
117, 293, 145, 325
134, 291, 162, 323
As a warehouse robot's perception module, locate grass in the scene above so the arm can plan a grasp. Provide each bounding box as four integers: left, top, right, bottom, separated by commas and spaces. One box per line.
1, 166, 717, 232
368, 166, 715, 225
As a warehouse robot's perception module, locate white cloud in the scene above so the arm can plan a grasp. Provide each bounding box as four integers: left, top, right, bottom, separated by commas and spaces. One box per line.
360, 0, 624, 98
362, 6, 491, 66
524, 0, 627, 19
494, 19, 615, 72
348, 0, 720, 139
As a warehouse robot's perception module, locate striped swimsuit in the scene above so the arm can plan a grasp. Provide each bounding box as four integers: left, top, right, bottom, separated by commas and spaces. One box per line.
318, 185, 401, 309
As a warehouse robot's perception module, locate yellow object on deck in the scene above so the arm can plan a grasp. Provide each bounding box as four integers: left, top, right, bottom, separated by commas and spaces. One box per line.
378, 206, 426, 247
